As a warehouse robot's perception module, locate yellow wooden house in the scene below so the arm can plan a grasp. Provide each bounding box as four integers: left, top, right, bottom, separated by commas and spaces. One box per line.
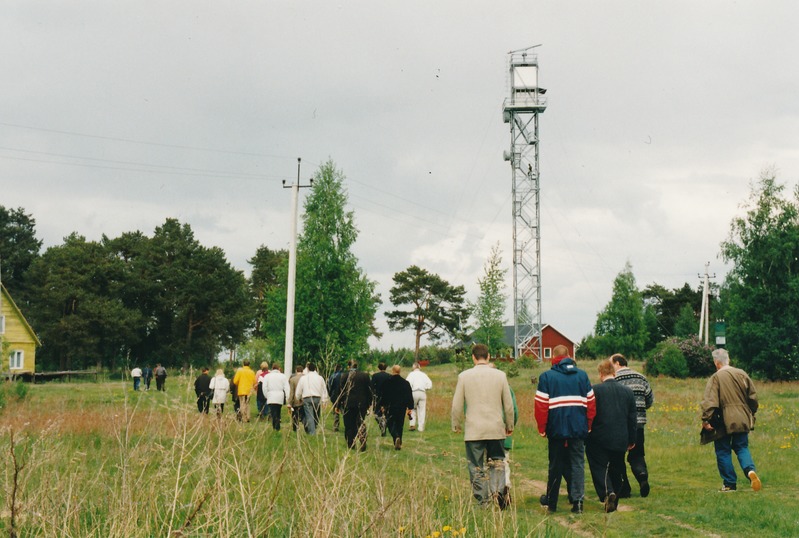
1, 284, 40, 375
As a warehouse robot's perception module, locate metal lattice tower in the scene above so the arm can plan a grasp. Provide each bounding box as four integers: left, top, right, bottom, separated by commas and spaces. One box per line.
503, 47, 547, 360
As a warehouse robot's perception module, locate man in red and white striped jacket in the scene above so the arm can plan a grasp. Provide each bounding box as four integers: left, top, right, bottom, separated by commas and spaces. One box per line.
535, 345, 596, 514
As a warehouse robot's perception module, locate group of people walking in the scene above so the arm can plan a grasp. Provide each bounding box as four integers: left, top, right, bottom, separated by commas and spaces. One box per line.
190, 359, 433, 452
452, 343, 761, 513
145, 342, 761, 514
129, 364, 168, 392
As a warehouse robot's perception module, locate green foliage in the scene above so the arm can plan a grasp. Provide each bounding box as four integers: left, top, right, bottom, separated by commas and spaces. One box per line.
265, 160, 380, 364
645, 336, 714, 378
0, 381, 29, 409
642, 282, 704, 342
386, 265, 467, 359
25, 220, 254, 370
235, 337, 272, 368
575, 333, 602, 360
469, 243, 508, 357
645, 340, 689, 378
593, 262, 647, 359
248, 245, 287, 339
674, 303, 698, 338
720, 169, 799, 380
0, 205, 42, 296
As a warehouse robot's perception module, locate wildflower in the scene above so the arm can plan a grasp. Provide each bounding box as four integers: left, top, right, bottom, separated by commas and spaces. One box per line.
443, 526, 451, 532
398, 526, 406, 533
460, 528, 466, 534
432, 532, 441, 537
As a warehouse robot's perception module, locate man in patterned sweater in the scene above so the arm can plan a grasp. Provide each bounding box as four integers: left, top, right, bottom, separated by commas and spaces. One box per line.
611, 353, 654, 498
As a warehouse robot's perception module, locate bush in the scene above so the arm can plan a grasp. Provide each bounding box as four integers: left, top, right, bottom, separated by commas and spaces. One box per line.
0, 380, 29, 409
646, 337, 714, 378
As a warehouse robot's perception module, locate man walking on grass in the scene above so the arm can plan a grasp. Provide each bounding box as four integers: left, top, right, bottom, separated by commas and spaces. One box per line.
701, 348, 761, 493
406, 361, 433, 432
452, 344, 514, 509
295, 363, 329, 435
611, 353, 653, 498
586, 359, 637, 513
535, 344, 595, 514
339, 360, 373, 450
380, 365, 414, 450
233, 360, 257, 423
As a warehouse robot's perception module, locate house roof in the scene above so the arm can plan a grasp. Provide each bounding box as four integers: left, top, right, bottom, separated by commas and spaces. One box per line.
1, 284, 42, 347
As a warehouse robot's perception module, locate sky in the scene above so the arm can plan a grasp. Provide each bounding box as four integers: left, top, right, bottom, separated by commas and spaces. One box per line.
2, 1, 798, 351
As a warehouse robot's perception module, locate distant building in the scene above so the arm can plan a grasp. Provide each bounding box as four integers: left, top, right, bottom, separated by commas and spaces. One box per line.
1, 284, 41, 377
461, 324, 576, 361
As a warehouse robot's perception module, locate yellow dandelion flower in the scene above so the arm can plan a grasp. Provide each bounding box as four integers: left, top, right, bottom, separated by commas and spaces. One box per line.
452, 532, 459, 537
443, 526, 451, 532
460, 528, 466, 534
398, 526, 406, 533
433, 532, 441, 538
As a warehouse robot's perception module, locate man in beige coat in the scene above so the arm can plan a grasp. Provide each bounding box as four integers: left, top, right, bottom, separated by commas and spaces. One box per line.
452, 344, 515, 509
701, 348, 761, 492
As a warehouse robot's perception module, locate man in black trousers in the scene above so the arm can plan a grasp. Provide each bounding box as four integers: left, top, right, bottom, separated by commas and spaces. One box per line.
380, 365, 414, 450
339, 360, 373, 451
586, 359, 638, 513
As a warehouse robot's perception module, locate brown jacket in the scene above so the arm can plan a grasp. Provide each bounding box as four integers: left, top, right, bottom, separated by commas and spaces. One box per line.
701, 365, 758, 433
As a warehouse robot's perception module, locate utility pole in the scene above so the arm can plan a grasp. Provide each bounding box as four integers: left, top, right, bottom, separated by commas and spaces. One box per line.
282, 158, 313, 375
698, 262, 716, 345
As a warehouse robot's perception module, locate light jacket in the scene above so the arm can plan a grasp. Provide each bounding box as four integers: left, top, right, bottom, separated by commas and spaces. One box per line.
451, 363, 514, 441
262, 369, 290, 405
534, 356, 596, 440
701, 365, 758, 433
296, 371, 329, 403
406, 368, 433, 392
209, 375, 230, 404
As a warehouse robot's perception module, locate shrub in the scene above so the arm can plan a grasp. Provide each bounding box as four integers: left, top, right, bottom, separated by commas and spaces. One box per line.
673, 336, 716, 377
0, 380, 29, 409
658, 346, 689, 378
646, 337, 714, 378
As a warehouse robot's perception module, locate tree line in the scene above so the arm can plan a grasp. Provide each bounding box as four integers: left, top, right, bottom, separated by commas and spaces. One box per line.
2, 166, 797, 380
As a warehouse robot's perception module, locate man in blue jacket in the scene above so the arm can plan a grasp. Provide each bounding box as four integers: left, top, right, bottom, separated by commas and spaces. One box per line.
535, 345, 596, 514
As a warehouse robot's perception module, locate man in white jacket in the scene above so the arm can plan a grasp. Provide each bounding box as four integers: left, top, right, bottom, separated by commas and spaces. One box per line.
295, 363, 329, 434
406, 362, 433, 432
262, 363, 291, 431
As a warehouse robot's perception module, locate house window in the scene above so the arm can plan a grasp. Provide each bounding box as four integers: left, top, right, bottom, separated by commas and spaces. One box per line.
0, 315, 5, 334
544, 347, 552, 359
10, 350, 23, 370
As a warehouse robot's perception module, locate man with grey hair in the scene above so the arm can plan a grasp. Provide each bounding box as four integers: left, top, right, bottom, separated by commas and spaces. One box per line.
701, 348, 761, 492
406, 361, 433, 431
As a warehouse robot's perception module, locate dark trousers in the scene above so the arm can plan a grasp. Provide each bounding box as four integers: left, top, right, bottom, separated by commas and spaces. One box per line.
386, 407, 406, 443
196, 394, 210, 413
143, 378, 151, 390
619, 428, 648, 496
268, 404, 283, 430
156, 376, 166, 391
343, 405, 369, 449
586, 441, 625, 501
257, 394, 267, 418
291, 405, 306, 432
544, 438, 585, 510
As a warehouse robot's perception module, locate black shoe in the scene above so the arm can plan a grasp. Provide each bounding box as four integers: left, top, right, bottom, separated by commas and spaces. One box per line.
539, 494, 548, 507
604, 492, 617, 513
394, 438, 402, 450
571, 501, 583, 514
640, 480, 650, 498
497, 487, 511, 510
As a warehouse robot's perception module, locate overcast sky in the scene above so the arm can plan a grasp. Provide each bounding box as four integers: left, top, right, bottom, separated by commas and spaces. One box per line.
2, 1, 798, 351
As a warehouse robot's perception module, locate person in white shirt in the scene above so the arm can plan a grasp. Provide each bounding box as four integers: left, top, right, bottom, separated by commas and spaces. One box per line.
262, 363, 291, 431
131, 366, 142, 391
209, 369, 231, 418
295, 363, 329, 434
406, 362, 433, 431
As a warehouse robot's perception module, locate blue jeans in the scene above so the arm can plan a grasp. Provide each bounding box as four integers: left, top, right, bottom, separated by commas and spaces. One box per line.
714, 432, 756, 488
303, 397, 321, 434
133, 377, 141, 391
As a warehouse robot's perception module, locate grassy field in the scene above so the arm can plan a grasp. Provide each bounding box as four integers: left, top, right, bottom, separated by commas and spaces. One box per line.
1, 360, 798, 537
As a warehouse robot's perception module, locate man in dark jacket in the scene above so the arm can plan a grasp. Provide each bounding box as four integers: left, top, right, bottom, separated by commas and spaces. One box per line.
370, 362, 391, 436
535, 345, 596, 514
194, 367, 212, 413
327, 364, 344, 432
380, 365, 414, 450
586, 359, 637, 512
339, 360, 373, 451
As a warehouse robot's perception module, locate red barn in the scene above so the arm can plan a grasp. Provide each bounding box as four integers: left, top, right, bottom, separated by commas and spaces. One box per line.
515, 324, 576, 360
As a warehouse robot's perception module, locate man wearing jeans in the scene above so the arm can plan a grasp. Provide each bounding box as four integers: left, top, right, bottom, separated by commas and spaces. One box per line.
701, 348, 761, 492
452, 344, 514, 509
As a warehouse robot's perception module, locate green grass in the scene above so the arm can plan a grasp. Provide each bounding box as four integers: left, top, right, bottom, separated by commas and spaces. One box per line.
1, 361, 797, 537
